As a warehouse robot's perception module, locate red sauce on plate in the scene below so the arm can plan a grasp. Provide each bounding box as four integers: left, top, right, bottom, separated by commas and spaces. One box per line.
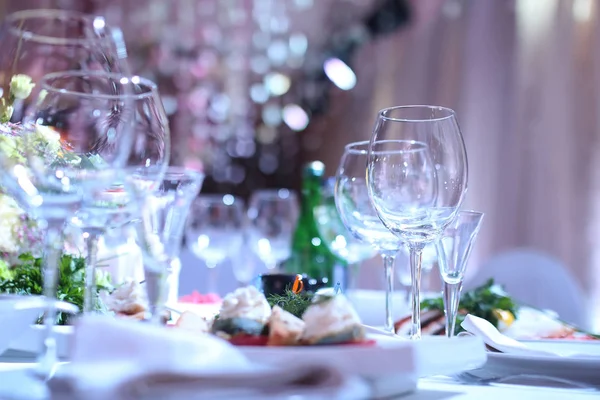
228, 335, 377, 347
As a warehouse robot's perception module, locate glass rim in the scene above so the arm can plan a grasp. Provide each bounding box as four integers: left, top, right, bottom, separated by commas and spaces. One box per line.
40, 71, 158, 101
161, 166, 204, 180
378, 105, 456, 123
5, 9, 113, 46
455, 209, 485, 218
345, 140, 429, 155
129, 165, 205, 180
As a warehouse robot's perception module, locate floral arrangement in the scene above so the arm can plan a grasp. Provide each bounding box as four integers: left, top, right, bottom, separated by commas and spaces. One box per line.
0, 75, 46, 265
0, 74, 113, 322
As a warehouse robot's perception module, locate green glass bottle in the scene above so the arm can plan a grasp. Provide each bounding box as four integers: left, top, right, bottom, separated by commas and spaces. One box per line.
285, 161, 337, 286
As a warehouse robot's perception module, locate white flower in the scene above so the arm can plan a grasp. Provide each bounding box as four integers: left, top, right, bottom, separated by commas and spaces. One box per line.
10, 74, 35, 100
0, 194, 24, 253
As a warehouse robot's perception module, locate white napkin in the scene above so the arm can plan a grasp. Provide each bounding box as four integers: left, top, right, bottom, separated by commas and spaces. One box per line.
49, 316, 370, 400
461, 314, 590, 358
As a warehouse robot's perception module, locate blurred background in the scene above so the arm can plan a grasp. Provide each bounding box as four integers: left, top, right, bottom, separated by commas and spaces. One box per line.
3, 0, 599, 328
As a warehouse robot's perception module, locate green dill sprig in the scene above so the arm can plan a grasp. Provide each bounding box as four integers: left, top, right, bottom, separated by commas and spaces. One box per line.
267, 289, 314, 318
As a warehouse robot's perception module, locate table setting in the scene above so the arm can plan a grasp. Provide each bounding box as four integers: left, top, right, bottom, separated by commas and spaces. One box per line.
0, 7, 599, 400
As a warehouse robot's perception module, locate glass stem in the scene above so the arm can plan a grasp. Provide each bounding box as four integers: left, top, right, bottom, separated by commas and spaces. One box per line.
83, 232, 101, 314
408, 244, 425, 340
381, 253, 396, 333
36, 218, 65, 378
443, 281, 463, 337
207, 265, 218, 294
144, 267, 167, 326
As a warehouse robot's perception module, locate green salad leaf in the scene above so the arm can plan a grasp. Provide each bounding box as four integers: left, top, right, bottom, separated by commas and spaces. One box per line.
421, 279, 519, 335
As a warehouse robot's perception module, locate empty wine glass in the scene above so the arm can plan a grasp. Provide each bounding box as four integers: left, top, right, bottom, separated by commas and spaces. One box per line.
368, 106, 468, 340
67, 75, 170, 315
437, 210, 484, 337
315, 178, 376, 291
247, 189, 298, 270
131, 168, 204, 322
186, 195, 245, 293
335, 141, 403, 332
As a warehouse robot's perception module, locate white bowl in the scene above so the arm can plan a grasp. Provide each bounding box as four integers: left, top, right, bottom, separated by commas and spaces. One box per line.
0, 295, 78, 356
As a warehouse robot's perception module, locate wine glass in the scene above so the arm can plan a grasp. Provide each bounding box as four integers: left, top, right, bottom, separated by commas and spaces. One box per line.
315, 177, 376, 291
367, 106, 468, 340
129, 167, 204, 323
0, 71, 138, 376
437, 210, 484, 337
0, 9, 129, 120
186, 195, 245, 293
66, 75, 170, 314
246, 189, 298, 270
335, 141, 404, 332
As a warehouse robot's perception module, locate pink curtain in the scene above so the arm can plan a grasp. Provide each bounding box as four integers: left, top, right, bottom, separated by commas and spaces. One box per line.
307, 0, 600, 329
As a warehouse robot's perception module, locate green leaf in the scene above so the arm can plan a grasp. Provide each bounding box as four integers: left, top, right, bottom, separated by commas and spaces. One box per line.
420, 279, 519, 335
0, 252, 112, 325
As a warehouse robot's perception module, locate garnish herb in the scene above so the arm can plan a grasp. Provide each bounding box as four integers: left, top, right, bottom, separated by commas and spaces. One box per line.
267, 289, 314, 318
421, 279, 518, 335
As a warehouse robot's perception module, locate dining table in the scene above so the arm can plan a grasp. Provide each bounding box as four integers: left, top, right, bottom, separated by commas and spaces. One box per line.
0, 358, 598, 400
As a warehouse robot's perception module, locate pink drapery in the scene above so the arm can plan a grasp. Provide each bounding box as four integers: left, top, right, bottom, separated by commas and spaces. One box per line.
308, 0, 600, 329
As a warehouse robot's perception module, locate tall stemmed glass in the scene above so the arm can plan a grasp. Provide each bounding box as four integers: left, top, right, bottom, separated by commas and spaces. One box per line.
437, 210, 484, 337
0, 9, 129, 118
1, 71, 137, 375
367, 106, 468, 340
69, 75, 170, 314
186, 195, 245, 293
335, 141, 404, 332
246, 189, 298, 270
130, 168, 204, 323
316, 178, 376, 291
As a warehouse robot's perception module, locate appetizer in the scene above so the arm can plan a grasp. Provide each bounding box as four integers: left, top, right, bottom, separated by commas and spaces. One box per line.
181, 285, 368, 347
100, 278, 147, 319
301, 293, 365, 345
267, 306, 305, 346
176, 311, 211, 334
211, 286, 272, 338
395, 279, 598, 340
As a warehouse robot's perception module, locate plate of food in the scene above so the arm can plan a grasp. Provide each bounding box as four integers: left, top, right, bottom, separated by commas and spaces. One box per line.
394, 279, 600, 341
170, 285, 487, 398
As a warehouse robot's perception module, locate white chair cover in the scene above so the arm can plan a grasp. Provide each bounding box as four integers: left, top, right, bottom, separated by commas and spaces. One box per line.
466, 248, 585, 327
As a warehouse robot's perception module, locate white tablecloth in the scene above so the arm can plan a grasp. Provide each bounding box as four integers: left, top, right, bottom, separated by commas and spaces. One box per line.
0, 362, 598, 400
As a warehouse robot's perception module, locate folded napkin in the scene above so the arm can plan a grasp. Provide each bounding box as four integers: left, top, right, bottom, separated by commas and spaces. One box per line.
461, 314, 593, 358
49, 316, 370, 400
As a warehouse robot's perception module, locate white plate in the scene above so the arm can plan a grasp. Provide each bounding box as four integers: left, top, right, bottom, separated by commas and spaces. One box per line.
472, 340, 600, 386
241, 334, 487, 398
6, 325, 74, 359
5, 302, 221, 359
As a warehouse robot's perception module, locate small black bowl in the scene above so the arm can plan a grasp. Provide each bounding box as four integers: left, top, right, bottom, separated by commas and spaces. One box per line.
258, 273, 329, 297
